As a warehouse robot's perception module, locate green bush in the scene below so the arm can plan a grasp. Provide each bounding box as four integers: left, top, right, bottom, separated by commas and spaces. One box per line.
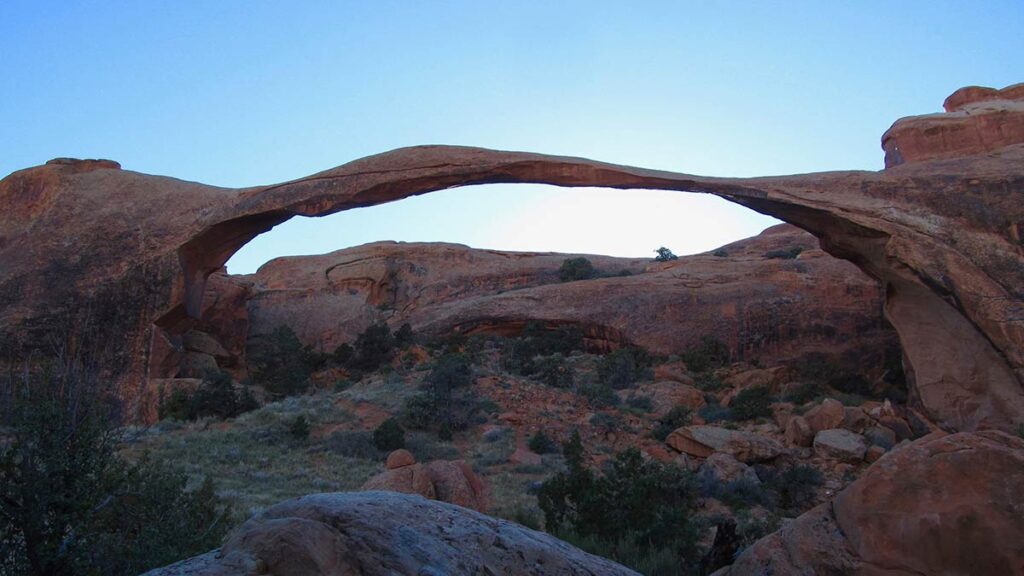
158, 371, 259, 421
712, 249, 729, 258
500, 323, 585, 376
763, 464, 823, 513
730, 386, 773, 421
698, 402, 734, 423
589, 412, 620, 431
1, 357, 228, 575
651, 406, 691, 441
535, 353, 575, 388
395, 323, 415, 347
324, 430, 381, 460
580, 382, 618, 408
680, 337, 730, 373
351, 322, 397, 371
785, 381, 822, 405
625, 395, 654, 413
559, 257, 596, 281
401, 353, 481, 437
528, 430, 557, 454
764, 247, 803, 259
288, 415, 311, 441
538, 433, 698, 575
248, 325, 312, 397
597, 346, 653, 390
373, 417, 406, 451
653, 247, 679, 262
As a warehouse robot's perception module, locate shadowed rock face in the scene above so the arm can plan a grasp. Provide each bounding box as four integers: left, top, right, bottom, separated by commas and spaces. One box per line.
1, 85, 1022, 431
141, 492, 640, 576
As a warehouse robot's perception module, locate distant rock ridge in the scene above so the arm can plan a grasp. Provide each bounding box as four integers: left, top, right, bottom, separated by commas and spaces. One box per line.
189, 224, 893, 388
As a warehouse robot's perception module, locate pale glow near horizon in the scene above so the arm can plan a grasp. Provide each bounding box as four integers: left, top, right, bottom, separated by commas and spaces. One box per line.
225, 184, 779, 274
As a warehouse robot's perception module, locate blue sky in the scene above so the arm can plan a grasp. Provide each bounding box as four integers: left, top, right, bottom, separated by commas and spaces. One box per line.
2, 1, 1021, 273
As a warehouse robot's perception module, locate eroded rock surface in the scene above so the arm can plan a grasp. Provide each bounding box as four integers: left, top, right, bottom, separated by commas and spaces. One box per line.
717, 431, 1024, 575
1, 84, 1022, 432
228, 224, 893, 372
143, 491, 639, 576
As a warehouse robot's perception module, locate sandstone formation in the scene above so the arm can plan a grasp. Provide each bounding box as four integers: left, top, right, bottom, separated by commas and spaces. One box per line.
666, 425, 787, 463
143, 491, 639, 576
1, 84, 1022, 434
361, 451, 488, 512
222, 223, 894, 382
716, 431, 1024, 575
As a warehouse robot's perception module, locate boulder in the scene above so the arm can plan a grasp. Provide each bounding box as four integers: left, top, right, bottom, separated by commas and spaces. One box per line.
813, 429, 867, 463
864, 445, 886, 463
631, 380, 706, 415
697, 453, 761, 486
385, 449, 416, 469
784, 415, 814, 447
841, 406, 871, 434
805, 399, 844, 433
721, 431, 1024, 576
362, 457, 488, 513
667, 425, 785, 463
142, 492, 640, 575
863, 426, 896, 450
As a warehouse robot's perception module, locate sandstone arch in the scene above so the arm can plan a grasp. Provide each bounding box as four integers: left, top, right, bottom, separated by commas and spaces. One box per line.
0, 85, 1021, 432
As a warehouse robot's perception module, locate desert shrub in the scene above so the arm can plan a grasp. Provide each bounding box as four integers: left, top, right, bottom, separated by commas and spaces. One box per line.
796, 353, 842, 385
785, 381, 822, 405
597, 346, 653, 389
762, 464, 823, 513
504, 506, 542, 531
651, 406, 691, 441
829, 373, 873, 396
559, 257, 596, 281
730, 385, 773, 421
693, 372, 724, 391
580, 382, 618, 408
351, 322, 396, 371
501, 323, 585, 376
401, 353, 481, 438
538, 433, 698, 575
0, 355, 228, 575
372, 417, 406, 451
764, 247, 803, 259
698, 402, 734, 423
709, 477, 772, 510
288, 415, 311, 441
324, 430, 381, 460
159, 371, 260, 421
589, 412, 620, 432
712, 249, 728, 257
681, 337, 730, 373
653, 247, 679, 262
333, 343, 355, 366
528, 430, 557, 454
394, 323, 414, 347
535, 353, 575, 388
248, 325, 311, 397
625, 395, 654, 413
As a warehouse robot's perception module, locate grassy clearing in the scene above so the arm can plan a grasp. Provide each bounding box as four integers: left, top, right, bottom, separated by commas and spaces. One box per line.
124, 392, 382, 521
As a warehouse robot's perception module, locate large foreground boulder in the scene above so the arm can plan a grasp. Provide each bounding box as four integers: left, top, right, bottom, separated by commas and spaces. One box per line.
716, 431, 1024, 575
143, 491, 639, 576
